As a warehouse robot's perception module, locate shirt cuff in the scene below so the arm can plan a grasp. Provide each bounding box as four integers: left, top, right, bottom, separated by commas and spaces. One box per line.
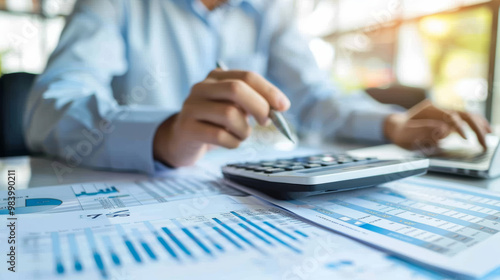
105, 107, 175, 174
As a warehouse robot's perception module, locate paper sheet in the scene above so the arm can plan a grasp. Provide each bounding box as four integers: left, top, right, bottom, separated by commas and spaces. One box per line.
0, 190, 439, 280
0, 171, 241, 214
227, 177, 500, 279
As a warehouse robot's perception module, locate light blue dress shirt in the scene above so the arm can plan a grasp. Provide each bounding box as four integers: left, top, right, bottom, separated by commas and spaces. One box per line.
24, 0, 395, 174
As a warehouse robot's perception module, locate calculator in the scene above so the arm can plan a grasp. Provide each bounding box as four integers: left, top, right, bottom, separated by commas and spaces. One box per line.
222, 153, 429, 199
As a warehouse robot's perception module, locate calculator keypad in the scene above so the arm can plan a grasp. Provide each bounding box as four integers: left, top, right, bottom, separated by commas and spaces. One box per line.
226, 154, 376, 173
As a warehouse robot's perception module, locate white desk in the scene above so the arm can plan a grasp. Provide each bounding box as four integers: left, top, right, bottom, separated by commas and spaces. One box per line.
1, 143, 499, 193
2, 144, 500, 279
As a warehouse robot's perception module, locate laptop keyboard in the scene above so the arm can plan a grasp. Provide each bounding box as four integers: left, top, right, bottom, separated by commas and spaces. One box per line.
429, 150, 492, 163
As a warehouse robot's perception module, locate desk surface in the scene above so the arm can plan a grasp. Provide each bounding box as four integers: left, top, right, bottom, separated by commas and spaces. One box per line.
1, 143, 499, 193
2, 144, 500, 279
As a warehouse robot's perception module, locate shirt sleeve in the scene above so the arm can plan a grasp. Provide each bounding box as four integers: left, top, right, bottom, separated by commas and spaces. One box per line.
23, 0, 174, 174
265, 3, 399, 143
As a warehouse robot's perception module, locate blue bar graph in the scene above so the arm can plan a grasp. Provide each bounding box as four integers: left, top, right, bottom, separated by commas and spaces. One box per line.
144, 222, 178, 260
132, 228, 157, 260
263, 221, 298, 241
45, 211, 312, 279
230, 212, 302, 254
51, 232, 65, 275
116, 225, 142, 263
195, 226, 224, 252
161, 226, 194, 258
84, 228, 107, 278
295, 230, 309, 238
212, 226, 243, 250
74, 186, 118, 197
212, 218, 264, 254
67, 233, 83, 271
101, 235, 121, 266
182, 227, 212, 255
172, 219, 212, 256
238, 223, 273, 245
329, 199, 474, 243
359, 195, 498, 234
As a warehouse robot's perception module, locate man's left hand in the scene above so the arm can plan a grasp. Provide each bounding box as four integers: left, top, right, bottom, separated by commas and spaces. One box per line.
384, 100, 492, 152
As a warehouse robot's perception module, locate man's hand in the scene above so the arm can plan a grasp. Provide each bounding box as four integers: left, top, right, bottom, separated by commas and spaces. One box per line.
153, 69, 290, 167
384, 100, 492, 152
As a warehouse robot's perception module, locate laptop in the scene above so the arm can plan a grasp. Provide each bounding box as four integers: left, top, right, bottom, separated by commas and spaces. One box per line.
348, 133, 500, 179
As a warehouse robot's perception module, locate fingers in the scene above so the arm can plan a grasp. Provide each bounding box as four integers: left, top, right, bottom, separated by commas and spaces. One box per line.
445, 112, 467, 139
411, 119, 452, 144
409, 101, 492, 149
191, 80, 271, 125
481, 116, 493, 133
185, 102, 251, 140
392, 119, 452, 152
458, 111, 489, 150
188, 120, 242, 149
207, 69, 291, 111
410, 102, 467, 139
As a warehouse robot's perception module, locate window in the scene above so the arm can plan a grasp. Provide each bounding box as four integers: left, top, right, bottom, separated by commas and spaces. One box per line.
298, 0, 498, 125
397, 6, 492, 116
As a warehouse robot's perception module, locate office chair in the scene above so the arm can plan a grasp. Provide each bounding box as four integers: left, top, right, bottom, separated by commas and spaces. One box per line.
0, 72, 36, 157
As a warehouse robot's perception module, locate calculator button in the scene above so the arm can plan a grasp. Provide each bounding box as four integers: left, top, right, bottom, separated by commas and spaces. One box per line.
304, 164, 322, 168
320, 161, 338, 166
264, 168, 286, 174
244, 165, 261, 170
253, 167, 273, 172
308, 156, 322, 161
277, 160, 294, 165
320, 153, 335, 157
285, 166, 305, 171
260, 162, 275, 167
273, 164, 289, 168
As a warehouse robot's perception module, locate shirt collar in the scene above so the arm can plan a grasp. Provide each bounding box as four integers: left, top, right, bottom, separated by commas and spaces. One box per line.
172, 0, 264, 26
173, 0, 264, 14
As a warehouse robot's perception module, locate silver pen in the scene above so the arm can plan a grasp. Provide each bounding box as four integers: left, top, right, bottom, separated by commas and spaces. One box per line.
216, 60, 295, 143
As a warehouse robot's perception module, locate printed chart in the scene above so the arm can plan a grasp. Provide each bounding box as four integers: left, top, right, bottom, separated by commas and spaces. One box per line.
1, 195, 440, 280
267, 177, 500, 279
0, 174, 242, 214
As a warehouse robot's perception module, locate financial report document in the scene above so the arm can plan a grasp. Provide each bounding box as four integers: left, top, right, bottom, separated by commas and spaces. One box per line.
0, 174, 437, 280
229, 177, 500, 279
0, 170, 238, 214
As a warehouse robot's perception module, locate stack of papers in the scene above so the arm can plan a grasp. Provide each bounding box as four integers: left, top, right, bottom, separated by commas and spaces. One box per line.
1, 168, 499, 279
228, 177, 500, 279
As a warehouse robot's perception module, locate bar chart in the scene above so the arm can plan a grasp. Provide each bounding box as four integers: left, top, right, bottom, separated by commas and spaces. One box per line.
32, 175, 245, 213
72, 185, 119, 197
4, 193, 445, 280
21, 208, 311, 279
290, 180, 500, 257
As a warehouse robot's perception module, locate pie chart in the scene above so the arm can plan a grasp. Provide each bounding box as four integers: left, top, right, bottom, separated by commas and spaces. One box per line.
0, 198, 62, 215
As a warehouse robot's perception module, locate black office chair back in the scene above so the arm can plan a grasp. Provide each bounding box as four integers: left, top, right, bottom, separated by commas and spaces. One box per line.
0, 72, 36, 157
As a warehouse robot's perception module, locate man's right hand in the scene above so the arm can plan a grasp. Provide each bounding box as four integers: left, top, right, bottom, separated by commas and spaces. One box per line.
153, 69, 291, 167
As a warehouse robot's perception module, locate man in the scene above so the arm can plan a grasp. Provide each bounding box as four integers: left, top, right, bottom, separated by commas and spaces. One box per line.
24, 0, 491, 174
